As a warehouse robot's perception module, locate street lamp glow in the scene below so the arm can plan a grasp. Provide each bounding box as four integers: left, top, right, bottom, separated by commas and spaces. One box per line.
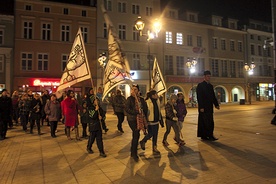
134, 16, 162, 89
134, 16, 145, 36
248, 69, 254, 75
190, 67, 196, 73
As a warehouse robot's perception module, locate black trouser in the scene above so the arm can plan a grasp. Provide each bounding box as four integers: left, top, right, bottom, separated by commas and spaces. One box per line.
0, 120, 8, 139
30, 117, 41, 133
81, 123, 88, 137
197, 112, 214, 138
116, 112, 125, 131
50, 121, 58, 137
12, 108, 19, 124
141, 124, 159, 147
128, 120, 140, 157
20, 114, 28, 131
101, 111, 107, 131
87, 130, 104, 153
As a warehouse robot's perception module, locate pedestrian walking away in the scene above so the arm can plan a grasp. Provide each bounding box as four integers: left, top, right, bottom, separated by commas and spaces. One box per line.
113, 89, 126, 133
196, 70, 220, 141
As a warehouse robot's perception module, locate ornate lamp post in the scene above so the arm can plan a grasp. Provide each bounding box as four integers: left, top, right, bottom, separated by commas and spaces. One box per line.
135, 16, 162, 88
186, 58, 197, 107
244, 61, 255, 104
98, 52, 107, 87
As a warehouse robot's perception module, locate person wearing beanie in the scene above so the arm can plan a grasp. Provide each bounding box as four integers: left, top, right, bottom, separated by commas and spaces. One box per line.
162, 94, 185, 147
196, 70, 220, 141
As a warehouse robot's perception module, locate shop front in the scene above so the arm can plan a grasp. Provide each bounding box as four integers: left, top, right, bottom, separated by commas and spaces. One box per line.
14, 77, 84, 95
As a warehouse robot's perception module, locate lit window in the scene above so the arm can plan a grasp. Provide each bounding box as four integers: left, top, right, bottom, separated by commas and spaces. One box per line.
176, 33, 183, 45
165, 31, 172, 44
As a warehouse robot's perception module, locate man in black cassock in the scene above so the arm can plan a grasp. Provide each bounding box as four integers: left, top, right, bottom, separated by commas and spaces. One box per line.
196, 71, 220, 141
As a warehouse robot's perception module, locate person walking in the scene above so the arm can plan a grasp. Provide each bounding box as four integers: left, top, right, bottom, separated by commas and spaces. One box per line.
41, 90, 51, 126
196, 70, 220, 141
125, 84, 148, 162
11, 90, 20, 126
162, 94, 185, 147
86, 96, 107, 157
96, 87, 109, 133
61, 90, 81, 140
113, 89, 126, 133
44, 94, 61, 138
174, 92, 187, 143
18, 93, 29, 132
80, 101, 89, 138
139, 90, 164, 155
29, 93, 43, 135
0, 89, 13, 140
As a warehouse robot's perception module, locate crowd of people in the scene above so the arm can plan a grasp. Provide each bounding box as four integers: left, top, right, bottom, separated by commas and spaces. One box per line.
0, 70, 221, 161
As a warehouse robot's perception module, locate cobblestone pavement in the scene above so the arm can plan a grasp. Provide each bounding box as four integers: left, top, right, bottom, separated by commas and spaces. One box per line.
1, 101, 276, 184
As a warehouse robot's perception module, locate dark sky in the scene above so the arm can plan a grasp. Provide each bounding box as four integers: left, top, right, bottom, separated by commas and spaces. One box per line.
0, 0, 272, 23
161, 0, 272, 22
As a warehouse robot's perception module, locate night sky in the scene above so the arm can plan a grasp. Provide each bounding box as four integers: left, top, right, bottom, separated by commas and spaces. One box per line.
0, 0, 272, 23
161, 0, 272, 22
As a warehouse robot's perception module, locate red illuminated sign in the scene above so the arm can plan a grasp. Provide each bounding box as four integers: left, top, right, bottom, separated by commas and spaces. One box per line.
30, 78, 60, 86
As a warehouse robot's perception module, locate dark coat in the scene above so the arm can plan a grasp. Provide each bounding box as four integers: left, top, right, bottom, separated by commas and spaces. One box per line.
0, 95, 13, 121
113, 94, 126, 113
29, 98, 43, 120
125, 95, 148, 122
88, 105, 105, 132
196, 80, 219, 113
44, 100, 61, 121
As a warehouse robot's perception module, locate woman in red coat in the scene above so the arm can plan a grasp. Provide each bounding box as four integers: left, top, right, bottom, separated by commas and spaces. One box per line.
61, 90, 80, 140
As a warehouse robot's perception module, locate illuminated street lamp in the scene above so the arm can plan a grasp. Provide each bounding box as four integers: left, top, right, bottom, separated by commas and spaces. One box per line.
135, 16, 162, 88
98, 52, 107, 86
186, 58, 197, 107
244, 62, 255, 104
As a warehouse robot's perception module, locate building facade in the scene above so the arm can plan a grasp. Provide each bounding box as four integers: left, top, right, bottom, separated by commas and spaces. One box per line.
0, 14, 14, 92
0, 0, 273, 104
13, 0, 97, 95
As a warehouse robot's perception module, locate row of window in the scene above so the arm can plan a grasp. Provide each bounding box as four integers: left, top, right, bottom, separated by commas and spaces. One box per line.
21, 52, 68, 72
25, 4, 88, 17
161, 56, 272, 77
212, 37, 242, 52
23, 21, 89, 42
104, 0, 153, 16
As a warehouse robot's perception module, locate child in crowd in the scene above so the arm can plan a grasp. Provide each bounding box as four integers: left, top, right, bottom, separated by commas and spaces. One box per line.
162, 94, 185, 147
80, 101, 89, 138
86, 97, 107, 157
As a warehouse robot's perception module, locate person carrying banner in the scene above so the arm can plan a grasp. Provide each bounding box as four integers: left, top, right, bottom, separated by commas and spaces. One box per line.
125, 84, 148, 162
86, 96, 107, 157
